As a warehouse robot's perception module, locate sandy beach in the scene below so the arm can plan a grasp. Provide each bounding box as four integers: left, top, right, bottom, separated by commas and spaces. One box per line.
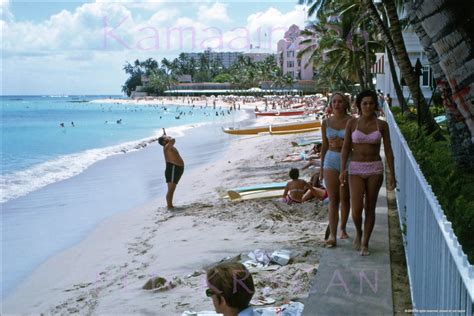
3, 99, 327, 315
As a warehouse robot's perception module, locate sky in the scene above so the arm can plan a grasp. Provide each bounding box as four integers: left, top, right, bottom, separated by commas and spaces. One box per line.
1, 0, 310, 95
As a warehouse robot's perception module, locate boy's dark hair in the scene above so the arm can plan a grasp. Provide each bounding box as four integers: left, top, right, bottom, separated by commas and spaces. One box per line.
158, 136, 167, 146
289, 168, 299, 180
355, 90, 378, 114
206, 262, 255, 312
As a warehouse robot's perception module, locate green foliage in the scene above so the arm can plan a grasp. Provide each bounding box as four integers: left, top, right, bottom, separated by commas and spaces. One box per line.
212, 73, 232, 83
429, 104, 445, 117
298, 0, 383, 91
121, 73, 142, 97
394, 112, 474, 264
122, 54, 288, 93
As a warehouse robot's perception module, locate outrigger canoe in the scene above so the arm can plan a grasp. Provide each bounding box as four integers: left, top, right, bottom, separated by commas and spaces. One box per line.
255, 109, 305, 117
223, 119, 321, 135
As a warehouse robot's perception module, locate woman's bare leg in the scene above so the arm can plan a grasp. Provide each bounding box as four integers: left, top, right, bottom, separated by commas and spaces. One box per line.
324, 169, 340, 247
301, 186, 325, 202
339, 178, 350, 239
360, 174, 383, 256
350, 175, 365, 251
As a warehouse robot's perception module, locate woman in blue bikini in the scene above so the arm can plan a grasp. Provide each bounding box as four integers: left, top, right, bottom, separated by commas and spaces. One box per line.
320, 92, 352, 247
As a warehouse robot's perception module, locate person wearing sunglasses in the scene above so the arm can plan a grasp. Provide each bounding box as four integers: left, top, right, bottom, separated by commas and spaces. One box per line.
205, 262, 257, 316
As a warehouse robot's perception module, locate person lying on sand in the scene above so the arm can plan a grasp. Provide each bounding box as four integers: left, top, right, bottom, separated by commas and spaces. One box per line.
282, 168, 318, 204
281, 144, 321, 163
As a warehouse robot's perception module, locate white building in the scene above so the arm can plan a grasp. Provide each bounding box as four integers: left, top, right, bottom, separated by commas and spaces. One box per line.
183, 49, 272, 68
374, 30, 434, 106
243, 52, 273, 63
184, 49, 242, 68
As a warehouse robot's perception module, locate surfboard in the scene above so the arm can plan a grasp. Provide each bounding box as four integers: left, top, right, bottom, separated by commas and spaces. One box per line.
223, 189, 267, 200
230, 182, 287, 193
229, 189, 285, 201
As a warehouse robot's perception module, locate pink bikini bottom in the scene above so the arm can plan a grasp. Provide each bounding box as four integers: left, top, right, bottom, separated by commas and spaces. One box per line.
349, 160, 384, 178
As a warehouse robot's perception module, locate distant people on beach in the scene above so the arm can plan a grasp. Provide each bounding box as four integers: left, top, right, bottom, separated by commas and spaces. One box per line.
158, 128, 185, 209
71, 121, 75, 127
282, 144, 321, 163
282, 168, 317, 204
206, 262, 256, 316
340, 90, 396, 256
116, 119, 122, 124
320, 92, 352, 248
59, 122, 65, 128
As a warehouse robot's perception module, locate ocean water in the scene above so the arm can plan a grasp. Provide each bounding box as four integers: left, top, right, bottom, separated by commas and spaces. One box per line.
1, 95, 244, 202
1, 95, 248, 298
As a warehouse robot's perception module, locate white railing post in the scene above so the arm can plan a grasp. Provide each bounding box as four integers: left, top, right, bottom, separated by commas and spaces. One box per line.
384, 104, 474, 315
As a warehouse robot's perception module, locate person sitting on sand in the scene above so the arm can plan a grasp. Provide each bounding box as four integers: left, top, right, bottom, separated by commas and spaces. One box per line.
158, 128, 185, 209
301, 171, 328, 202
206, 262, 257, 316
282, 168, 317, 204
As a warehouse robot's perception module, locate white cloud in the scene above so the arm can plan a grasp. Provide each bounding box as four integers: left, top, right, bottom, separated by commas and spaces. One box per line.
96, 0, 165, 11
219, 6, 307, 52
1, 2, 140, 53
1, 0, 14, 22
2, 2, 309, 94
197, 3, 230, 23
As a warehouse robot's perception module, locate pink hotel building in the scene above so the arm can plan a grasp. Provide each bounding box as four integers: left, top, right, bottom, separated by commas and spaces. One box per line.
277, 24, 315, 80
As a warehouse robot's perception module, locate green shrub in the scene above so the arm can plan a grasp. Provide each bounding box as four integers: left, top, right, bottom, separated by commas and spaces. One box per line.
393, 112, 474, 264
429, 104, 445, 117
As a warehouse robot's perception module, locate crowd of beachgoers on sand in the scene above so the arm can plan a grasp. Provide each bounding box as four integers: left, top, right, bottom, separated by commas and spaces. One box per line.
5, 90, 395, 316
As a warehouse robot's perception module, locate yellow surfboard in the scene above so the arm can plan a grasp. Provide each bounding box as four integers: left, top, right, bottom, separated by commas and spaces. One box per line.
227, 189, 285, 201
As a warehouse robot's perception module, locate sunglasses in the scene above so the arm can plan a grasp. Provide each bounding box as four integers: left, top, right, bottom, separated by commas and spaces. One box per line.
205, 288, 216, 297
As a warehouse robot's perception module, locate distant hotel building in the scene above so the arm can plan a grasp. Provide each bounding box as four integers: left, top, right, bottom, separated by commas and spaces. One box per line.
183, 49, 272, 68
277, 24, 315, 80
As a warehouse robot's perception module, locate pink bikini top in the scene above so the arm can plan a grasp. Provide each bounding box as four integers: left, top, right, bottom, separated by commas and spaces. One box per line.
352, 118, 382, 144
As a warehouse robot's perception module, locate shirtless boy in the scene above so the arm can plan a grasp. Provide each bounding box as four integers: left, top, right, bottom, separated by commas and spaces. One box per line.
158, 129, 184, 209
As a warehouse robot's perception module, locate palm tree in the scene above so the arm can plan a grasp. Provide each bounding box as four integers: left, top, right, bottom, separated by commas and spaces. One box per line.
299, 8, 381, 92
406, 0, 474, 169
300, 0, 370, 91
380, 3, 406, 111
362, 0, 439, 133
271, 68, 287, 90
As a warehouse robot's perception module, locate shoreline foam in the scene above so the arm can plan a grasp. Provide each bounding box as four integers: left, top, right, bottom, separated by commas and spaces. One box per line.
1, 105, 250, 204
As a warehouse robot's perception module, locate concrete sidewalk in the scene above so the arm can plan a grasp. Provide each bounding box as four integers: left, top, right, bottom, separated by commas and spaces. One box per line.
303, 182, 393, 315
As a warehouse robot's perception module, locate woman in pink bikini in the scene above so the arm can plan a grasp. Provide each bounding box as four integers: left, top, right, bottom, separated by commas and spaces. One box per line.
340, 90, 396, 256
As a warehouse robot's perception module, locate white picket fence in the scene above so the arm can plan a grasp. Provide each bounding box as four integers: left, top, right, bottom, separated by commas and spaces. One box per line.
384, 105, 474, 315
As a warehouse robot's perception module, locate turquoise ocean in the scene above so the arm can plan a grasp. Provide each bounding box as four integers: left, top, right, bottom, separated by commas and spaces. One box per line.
1, 95, 248, 297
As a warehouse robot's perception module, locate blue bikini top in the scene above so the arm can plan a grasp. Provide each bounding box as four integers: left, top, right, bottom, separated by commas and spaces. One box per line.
326, 119, 346, 139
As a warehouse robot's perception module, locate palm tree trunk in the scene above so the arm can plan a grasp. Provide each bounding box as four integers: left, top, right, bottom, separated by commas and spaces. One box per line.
363, 20, 373, 90
386, 48, 407, 111
382, 7, 407, 111
411, 0, 474, 169
363, 0, 439, 133
382, 0, 439, 131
